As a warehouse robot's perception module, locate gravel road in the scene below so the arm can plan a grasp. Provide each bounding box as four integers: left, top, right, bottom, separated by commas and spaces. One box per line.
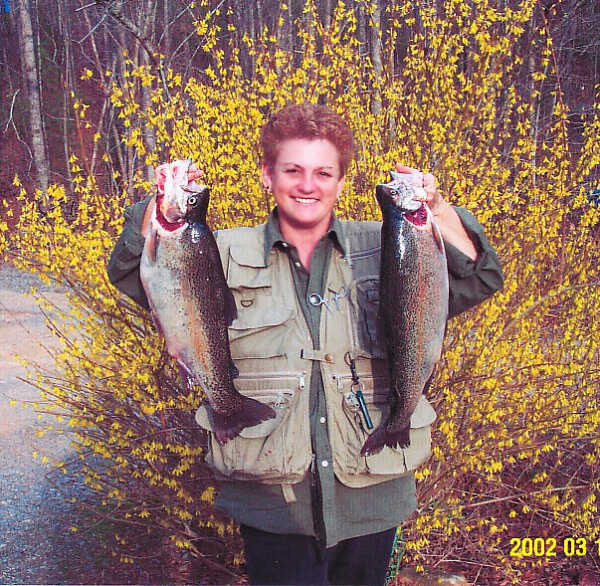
0, 264, 245, 584
0, 265, 144, 584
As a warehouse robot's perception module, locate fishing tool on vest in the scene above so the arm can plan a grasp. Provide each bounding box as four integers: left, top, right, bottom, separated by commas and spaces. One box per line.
344, 352, 374, 431
308, 292, 333, 313
331, 286, 348, 311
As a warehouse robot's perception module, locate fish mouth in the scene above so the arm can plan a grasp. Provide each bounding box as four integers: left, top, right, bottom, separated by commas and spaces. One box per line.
156, 192, 188, 231
403, 203, 428, 227
376, 174, 429, 228
156, 186, 209, 231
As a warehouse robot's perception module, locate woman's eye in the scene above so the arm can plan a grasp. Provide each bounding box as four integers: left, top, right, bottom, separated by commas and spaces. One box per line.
285, 169, 297, 173
320, 172, 332, 177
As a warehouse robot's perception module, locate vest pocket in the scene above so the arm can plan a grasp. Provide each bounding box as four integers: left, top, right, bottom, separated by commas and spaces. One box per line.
195, 373, 311, 483
332, 374, 436, 484
228, 303, 295, 359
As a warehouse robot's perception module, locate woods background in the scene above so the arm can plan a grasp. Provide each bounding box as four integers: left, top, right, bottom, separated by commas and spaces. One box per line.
1, 0, 599, 199
1, 1, 600, 584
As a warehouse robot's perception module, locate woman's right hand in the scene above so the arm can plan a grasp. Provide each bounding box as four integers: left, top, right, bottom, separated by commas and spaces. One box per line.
141, 161, 205, 237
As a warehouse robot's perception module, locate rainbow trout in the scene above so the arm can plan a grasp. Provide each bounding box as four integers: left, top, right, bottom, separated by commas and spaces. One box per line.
140, 160, 275, 444
360, 171, 448, 456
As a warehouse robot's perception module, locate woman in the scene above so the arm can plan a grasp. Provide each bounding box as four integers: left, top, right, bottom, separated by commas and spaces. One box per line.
108, 102, 503, 585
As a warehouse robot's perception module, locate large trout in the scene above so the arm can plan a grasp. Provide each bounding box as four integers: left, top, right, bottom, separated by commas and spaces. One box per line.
360, 171, 448, 456
140, 160, 275, 444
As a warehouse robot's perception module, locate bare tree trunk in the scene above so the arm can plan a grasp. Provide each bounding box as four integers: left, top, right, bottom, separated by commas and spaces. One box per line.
370, 0, 382, 115
255, 0, 263, 36
141, 0, 156, 182
163, 1, 171, 61
16, 0, 49, 192
289, 0, 296, 65
1, 9, 18, 121
33, 0, 48, 167
322, 0, 331, 29
357, 1, 367, 58
58, 0, 73, 187
236, 1, 252, 76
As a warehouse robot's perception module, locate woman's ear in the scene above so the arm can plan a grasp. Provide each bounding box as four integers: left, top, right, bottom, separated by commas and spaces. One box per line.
261, 163, 272, 191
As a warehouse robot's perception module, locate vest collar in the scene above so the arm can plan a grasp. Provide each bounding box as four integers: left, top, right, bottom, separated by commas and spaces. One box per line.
263, 207, 347, 265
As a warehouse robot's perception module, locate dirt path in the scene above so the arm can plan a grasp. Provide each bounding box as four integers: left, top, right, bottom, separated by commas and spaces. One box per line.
0, 269, 159, 584
0, 262, 240, 584
0, 284, 102, 583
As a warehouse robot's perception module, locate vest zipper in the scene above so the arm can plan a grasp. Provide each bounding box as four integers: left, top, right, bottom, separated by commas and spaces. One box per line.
234, 371, 307, 389
334, 373, 388, 394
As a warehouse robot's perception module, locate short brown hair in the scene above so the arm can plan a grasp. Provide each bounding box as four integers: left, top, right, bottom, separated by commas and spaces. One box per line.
260, 103, 355, 176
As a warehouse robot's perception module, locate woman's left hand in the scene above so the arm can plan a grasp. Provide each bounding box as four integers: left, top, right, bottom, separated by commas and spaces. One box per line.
394, 163, 447, 216
394, 164, 478, 260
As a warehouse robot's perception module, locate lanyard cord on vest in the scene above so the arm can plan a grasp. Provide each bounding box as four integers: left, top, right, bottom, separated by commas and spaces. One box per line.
344, 351, 374, 430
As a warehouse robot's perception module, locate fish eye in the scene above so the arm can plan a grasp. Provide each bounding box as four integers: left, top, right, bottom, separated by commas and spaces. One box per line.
188, 195, 198, 207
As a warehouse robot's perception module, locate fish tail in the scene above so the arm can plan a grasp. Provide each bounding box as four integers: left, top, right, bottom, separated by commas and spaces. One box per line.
211, 397, 276, 445
360, 420, 411, 456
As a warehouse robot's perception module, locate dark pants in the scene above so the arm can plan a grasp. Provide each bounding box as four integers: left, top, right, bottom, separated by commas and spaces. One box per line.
240, 524, 397, 585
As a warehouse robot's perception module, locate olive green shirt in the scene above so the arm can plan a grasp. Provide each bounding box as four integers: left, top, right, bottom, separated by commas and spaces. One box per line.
107, 199, 504, 548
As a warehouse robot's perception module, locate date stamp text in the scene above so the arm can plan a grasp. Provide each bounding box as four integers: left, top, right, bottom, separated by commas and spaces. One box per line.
509, 537, 600, 558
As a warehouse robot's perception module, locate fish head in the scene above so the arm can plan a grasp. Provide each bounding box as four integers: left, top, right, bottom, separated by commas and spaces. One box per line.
376, 171, 430, 229
154, 160, 209, 231
183, 184, 210, 223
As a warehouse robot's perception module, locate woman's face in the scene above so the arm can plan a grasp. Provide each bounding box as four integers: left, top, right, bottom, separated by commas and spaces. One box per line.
262, 138, 345, 235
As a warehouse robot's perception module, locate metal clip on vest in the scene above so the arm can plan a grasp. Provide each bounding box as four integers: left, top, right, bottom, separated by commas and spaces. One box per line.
344, 352, 374, 430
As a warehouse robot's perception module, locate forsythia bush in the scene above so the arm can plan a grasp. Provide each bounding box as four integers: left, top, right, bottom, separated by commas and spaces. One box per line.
1, 0, 598, 581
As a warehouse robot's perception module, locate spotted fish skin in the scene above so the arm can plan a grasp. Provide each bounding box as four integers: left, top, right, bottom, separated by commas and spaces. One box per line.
140, 160, 275, 444
360, 173, 448, 456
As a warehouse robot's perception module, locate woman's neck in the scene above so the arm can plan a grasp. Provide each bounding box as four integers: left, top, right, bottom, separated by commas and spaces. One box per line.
279, 216, 331, 272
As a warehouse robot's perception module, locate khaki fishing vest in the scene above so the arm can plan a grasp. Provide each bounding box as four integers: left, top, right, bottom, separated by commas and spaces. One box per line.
195, 221, 437, 489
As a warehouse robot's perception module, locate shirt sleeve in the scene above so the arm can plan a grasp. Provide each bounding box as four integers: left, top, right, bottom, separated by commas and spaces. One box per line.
445, 206, 504, 319
106, 196, 152, 309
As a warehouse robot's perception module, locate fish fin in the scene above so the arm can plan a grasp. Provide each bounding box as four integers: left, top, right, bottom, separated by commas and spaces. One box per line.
224, 286, 237, 325
431, 217, 444, 254
150, 310, 164, 337
422, 367, 437, 397
209, 397, 276, 445
145, 223, 159, 263
229, 361, 239, 379
360, 418, 411, 456
177, 361, 194, 392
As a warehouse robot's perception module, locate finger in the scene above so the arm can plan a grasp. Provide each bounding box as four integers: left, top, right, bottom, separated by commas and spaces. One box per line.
187, 169, 205, 183
413, 186, 431, 202
395, 163, 419, 175
423, 172, 437, 193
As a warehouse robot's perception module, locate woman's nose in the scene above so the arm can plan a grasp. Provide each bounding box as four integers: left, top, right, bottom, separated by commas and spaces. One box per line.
298, 173, 315, 193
